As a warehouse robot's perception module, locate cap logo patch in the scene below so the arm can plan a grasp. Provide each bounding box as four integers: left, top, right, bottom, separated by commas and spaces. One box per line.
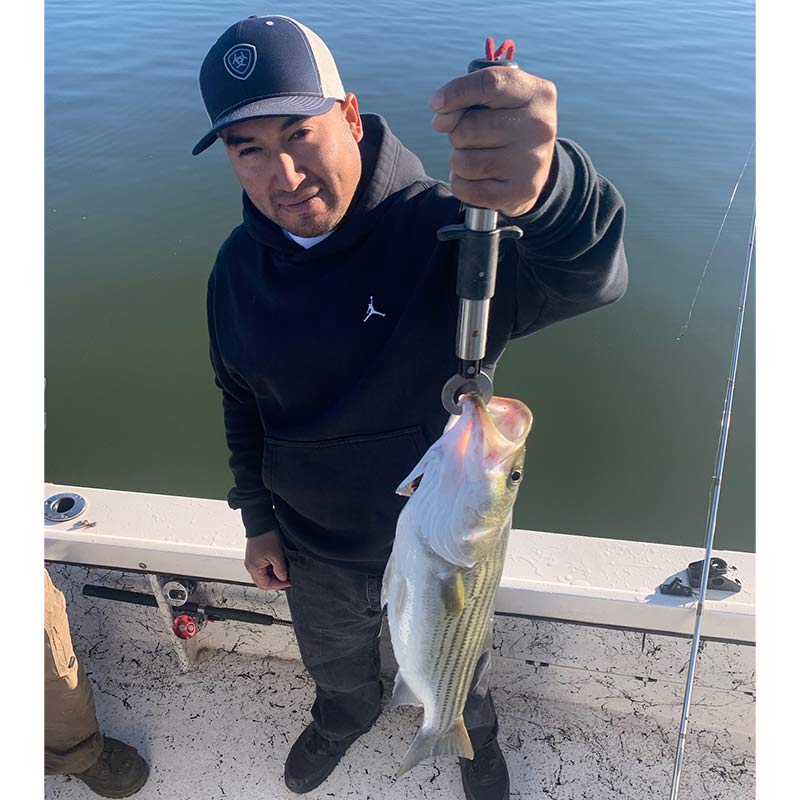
223, 44, 257, 80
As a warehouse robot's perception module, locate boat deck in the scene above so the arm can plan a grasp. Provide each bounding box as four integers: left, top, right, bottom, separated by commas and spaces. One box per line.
43, 486, 755, 799
43, 566, 754, 800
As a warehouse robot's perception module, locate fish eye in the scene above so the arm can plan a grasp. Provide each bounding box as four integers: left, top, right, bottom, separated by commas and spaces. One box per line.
509, 468, 523, 484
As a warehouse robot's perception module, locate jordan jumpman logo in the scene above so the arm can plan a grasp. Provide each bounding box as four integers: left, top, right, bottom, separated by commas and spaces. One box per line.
363, 296, 386, 322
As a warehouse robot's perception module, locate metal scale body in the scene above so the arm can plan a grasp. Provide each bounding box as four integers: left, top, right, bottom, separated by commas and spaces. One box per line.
439, 40, 523, 414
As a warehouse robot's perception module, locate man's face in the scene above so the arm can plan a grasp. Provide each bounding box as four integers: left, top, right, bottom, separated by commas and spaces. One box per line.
221, 94, 364, 237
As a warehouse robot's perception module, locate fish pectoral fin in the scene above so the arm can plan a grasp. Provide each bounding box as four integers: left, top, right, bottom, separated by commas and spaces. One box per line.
397, 718, 474, 776
440, 571, 466, 616
390, 671, 423, 709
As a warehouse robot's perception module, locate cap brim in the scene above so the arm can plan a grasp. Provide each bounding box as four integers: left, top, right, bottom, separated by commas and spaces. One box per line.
192, 95, 337, 155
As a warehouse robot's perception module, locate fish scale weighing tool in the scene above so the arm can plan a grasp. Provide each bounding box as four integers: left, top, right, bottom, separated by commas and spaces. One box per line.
439, 38, 523, 414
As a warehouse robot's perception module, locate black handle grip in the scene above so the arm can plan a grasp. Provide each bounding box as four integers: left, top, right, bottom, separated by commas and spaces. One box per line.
438, 224, 523, 299
466, 57, 519, 110
468, 57, 518, 73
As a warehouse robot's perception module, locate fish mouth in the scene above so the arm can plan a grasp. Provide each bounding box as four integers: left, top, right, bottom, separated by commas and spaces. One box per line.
460, 394, 533, 447
456, 393, 533, 470
395, 394, 533, 497
486, 396, 534, 444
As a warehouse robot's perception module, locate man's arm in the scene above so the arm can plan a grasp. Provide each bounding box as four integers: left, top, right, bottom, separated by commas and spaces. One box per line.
502, 138, 627, 336
207, 265, 281, 538
430, 66, 627, 335
208, 266, 292, 590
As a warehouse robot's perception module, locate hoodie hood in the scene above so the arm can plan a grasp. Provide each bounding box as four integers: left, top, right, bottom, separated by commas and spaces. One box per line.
241, 113, 431, 261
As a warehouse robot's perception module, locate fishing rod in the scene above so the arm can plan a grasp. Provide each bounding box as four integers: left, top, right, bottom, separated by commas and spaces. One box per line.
668, 198, 756, 800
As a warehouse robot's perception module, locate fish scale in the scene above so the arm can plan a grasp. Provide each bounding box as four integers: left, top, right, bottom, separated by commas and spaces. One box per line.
441, 533, 507, 728
435, 556, 493, 725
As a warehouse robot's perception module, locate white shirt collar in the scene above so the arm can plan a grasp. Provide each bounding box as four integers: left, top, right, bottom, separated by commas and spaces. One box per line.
282, 228, 334, 249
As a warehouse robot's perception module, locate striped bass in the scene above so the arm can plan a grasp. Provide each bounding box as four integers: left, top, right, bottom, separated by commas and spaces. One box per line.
382, 393, 533, 775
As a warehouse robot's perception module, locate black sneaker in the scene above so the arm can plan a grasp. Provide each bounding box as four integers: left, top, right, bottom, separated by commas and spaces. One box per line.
72, 737, 149, 798
459, 739, 510, 800
284, 723, 356, 794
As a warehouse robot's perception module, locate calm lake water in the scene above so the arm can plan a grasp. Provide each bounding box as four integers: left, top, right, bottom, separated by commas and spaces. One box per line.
44, 0, 756, 552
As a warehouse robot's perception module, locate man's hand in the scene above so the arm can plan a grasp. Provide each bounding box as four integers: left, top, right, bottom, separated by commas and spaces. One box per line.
244, 528, 291, 590
430, 66, 557, 218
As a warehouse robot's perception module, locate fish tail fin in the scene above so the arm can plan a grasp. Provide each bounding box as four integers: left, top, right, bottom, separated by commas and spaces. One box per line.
397, 718, 473, 776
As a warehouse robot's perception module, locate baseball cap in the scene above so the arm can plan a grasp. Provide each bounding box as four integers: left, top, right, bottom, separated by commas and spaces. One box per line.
193, 15, 346, 155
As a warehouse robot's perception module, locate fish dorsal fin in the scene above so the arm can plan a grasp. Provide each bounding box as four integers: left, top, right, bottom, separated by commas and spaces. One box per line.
380, 556, 394, 609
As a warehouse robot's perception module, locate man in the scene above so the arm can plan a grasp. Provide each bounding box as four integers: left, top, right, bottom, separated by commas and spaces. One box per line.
45, 569, 149, 797
196, 15, 627, 799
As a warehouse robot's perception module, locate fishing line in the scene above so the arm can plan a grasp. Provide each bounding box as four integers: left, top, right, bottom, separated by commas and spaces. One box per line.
676, 138, 755, 341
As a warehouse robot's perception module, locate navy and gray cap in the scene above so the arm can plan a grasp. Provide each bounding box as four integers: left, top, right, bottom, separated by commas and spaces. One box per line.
193, 15, 346, 155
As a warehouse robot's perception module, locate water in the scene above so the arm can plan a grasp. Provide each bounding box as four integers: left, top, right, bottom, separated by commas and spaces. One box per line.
44, 0, 755, 552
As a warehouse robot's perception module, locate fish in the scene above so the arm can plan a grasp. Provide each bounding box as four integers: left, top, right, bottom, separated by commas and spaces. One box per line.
382, 393, 533, 775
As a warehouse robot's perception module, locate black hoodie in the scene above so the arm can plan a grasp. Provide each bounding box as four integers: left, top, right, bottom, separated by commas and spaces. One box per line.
207, 113, 627, 572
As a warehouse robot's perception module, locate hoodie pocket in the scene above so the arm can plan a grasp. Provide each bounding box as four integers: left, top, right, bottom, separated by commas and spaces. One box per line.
265, 426, 428, 534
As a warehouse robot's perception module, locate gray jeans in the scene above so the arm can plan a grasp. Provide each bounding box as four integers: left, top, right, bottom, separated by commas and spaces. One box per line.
283, 540, 499, 748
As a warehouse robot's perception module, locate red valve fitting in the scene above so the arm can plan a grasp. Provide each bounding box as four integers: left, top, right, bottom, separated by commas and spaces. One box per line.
172, 613, 198, 639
